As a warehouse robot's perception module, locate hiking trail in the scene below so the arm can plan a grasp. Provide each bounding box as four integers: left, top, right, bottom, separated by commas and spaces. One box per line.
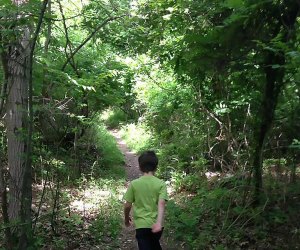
110, 130, 185, 250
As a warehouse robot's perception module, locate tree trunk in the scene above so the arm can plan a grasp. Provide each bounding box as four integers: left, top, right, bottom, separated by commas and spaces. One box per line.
6, 24, 32, 247
0, 52, 8, 115
0, 50, 12, 249
253, 52, 285, 203
252, 0, 299, 204
44, 0, 51, 53
6, 1, 33, 247
5, 0, 49, 246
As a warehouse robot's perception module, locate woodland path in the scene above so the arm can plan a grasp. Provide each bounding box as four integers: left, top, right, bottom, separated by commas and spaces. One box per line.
110, 129, 141, 250
110, 130, 181, 250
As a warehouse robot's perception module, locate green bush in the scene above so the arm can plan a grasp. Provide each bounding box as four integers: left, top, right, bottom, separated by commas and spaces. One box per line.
119, 122, 153, 153
100, 108, 128, 128
87, 117, 125, 178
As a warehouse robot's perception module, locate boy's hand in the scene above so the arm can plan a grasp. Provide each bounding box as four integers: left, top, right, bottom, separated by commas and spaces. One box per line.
124, 201, 132, 227
125, 217, 132, 227
151, 222, 162, 233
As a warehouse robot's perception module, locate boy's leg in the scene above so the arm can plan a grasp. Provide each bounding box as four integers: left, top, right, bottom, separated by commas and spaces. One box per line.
150, 229, 163, 250
136, 228, 152, 250
136, 228, 163, 250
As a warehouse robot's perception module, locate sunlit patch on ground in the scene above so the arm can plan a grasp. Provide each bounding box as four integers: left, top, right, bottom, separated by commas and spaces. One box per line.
30, 179, 126, 249
69, 188, 112, 212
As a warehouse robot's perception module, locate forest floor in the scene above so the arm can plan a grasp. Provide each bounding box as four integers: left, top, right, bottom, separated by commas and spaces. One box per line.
26, 129, 185, 250
2, 128, 299, 249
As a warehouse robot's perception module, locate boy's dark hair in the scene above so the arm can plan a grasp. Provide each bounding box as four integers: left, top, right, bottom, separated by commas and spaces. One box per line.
138, 151, 158, 173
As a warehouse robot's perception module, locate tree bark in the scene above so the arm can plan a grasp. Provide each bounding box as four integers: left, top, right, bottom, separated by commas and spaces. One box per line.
0, 52, 8, 115
1, 35, 12, 250
6, 25, 31, 245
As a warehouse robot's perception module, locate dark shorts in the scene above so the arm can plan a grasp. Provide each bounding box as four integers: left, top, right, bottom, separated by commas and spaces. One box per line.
136, 228, 163, 250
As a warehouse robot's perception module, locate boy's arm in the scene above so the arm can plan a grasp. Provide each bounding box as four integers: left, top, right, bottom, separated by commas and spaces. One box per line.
123, 183, 134, 227
152, 199, 166, 233
124, 201, 132, 227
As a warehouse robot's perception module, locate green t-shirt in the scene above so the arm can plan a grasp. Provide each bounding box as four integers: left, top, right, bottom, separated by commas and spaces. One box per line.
123, 175, 168, 229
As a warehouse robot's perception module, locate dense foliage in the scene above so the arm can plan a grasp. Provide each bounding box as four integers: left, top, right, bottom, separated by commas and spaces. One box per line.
0, 0, 299, 249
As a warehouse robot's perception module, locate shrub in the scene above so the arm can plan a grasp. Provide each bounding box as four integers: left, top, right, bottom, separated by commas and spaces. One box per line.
100, 108, 128, 128
119, 122, 153, 153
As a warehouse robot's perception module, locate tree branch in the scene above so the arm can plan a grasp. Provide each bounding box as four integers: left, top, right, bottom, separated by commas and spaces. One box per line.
23, 0, 49, 227
61, 14, 126, 71
58, 0, 81, 77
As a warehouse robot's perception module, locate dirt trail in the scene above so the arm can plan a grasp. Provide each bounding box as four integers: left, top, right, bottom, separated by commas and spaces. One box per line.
111, 130, 183, 250
110, 129, 140, 250
110, 130, 141, 182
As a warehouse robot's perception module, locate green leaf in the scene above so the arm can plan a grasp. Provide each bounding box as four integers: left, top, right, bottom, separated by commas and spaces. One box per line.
0, 0, 12, 6
225, 0, 244, 8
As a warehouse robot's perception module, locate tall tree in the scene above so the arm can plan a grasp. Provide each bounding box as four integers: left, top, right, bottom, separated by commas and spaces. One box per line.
6, 1, 31, 247
2, 0, 48, 247
244, 0, 300, 202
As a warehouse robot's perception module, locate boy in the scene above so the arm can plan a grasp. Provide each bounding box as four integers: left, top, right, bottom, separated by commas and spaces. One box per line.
123, 151, 168, 250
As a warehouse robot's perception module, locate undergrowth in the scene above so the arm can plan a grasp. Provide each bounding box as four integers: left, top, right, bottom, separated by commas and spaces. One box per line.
112, 119, 300, 249
165, 179, 300, 249
100, 107, 128, 129
27, 115, 126, 249
89, 193, 123, 246
88, 118, 125, 176
119, 122, 153, 153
